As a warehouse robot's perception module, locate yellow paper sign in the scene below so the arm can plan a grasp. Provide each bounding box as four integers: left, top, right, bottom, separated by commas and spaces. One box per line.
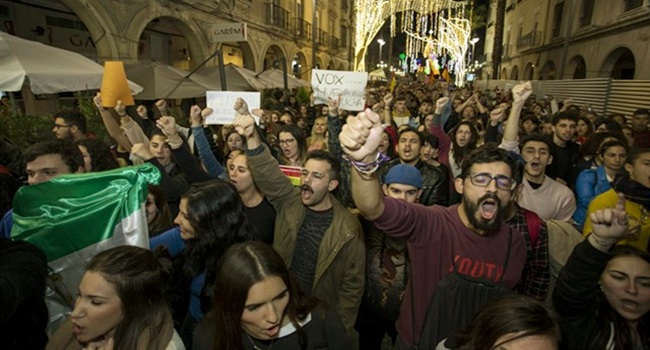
101, 61, 135, 107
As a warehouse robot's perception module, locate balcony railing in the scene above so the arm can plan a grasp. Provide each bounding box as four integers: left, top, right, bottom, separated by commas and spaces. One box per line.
516, 31, 541, 50
294, 18, 312, 41
317, 29, 328, 45
330, 36, 339, 49
265, 3, 290, 31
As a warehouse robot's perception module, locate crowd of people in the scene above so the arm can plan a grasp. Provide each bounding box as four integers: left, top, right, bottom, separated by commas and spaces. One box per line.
0, 77, 649, 350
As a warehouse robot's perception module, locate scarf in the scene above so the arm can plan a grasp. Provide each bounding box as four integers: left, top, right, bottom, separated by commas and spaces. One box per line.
612, 175, 650, 210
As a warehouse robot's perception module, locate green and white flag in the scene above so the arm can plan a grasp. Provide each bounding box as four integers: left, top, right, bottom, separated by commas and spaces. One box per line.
10, 163, 161, 329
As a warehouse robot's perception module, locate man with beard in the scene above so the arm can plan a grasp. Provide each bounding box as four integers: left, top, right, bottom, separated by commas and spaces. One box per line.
231, 98, 365, 336
52, 110, 88, 142
340, 108, 526, 349
378, 127, 448, 206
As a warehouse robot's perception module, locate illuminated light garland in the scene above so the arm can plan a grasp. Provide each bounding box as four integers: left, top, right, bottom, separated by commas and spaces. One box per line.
353, 0, 391, 71
353, 0, 472, 84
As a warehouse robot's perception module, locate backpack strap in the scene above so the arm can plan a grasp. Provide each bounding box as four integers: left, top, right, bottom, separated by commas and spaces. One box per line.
523, 209, 542, 248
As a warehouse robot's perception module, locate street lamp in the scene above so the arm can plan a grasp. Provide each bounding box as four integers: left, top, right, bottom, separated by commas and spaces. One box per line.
377, 38, 386, 65
469, 37, 480, 64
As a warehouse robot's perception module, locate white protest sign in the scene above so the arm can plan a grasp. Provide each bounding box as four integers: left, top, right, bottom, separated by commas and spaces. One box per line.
205, 91, 260, 125
311, 69, 368, 111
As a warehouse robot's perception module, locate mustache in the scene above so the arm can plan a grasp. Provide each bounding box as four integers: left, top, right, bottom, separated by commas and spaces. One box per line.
301, 184, 313, 192
478, 193, 501, 206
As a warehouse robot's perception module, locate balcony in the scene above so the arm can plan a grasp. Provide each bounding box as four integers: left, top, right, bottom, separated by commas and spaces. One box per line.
330, 36, 340, 49
294, 18, 312, 41
265, 3, 290, 31
317, 29, 328, 46
516, 31, 541, 51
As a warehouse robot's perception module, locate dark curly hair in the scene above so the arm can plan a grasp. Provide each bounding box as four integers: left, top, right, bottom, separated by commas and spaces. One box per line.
76, 138, 119, 172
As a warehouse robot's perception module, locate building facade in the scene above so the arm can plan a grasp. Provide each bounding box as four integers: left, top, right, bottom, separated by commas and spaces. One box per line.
0, 0, 354, 78
484, 0, 650, 80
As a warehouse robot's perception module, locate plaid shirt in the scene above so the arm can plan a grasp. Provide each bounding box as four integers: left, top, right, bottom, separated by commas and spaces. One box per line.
506, 205, 550, 301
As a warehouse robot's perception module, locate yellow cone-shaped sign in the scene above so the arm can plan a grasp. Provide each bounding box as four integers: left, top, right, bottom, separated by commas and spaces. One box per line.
101, 61, 135, 107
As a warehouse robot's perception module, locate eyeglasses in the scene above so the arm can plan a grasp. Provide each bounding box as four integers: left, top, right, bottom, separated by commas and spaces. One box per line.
53, 124, 70, 129
467, 173, 516, 190
279, 139, 296, 146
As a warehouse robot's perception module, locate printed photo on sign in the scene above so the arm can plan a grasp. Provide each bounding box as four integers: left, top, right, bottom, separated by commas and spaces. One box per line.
205, 91, 261, 125
311, 69, 368, 111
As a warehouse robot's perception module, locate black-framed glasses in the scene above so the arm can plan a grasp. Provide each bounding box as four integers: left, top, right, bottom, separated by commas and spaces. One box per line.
279, 139, 296, 146
468, 173, 516, 190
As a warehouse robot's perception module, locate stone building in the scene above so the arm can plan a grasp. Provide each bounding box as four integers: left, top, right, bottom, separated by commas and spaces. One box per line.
483, 0, 650, 80
0, 0, 354, 77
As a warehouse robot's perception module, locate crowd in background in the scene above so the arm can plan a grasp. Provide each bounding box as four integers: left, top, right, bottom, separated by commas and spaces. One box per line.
0, 76, 649, 350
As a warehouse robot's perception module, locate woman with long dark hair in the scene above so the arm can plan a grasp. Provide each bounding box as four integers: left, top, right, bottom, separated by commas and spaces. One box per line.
151, 180, 256, 347
46, 246, 184, 349
277, 124, 308, 167
193, 241, 349, 350
455, 296, 560, 350
554, 192, 650, 349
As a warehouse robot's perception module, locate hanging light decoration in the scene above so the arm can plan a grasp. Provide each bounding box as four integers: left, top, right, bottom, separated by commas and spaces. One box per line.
354, 0, 472, 84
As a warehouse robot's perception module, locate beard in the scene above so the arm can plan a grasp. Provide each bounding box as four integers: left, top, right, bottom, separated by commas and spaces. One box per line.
462, 193, 503, 233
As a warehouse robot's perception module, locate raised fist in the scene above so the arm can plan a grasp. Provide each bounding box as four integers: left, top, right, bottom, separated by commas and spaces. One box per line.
189, 105, 202, 127
512, 82, 533, 104
435, 97, 450, 113
232, 112, 256, 139
136, 105, 148, 119
155, 99, 167, 111
93, 92, 104, 109
156, 116, 177, 137
339, 109, 384, 163
233, 97, 250, 116
114, 100, 126, 117
383, 93, 393, 107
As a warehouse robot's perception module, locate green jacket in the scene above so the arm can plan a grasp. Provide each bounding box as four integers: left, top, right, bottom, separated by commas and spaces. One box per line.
246, 145, 365, 332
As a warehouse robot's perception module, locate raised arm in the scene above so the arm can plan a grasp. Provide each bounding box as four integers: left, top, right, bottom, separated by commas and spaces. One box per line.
233, 98, 296, 209
553, 193, 632, 315
189, 105, 225, 178
339, 109, 385, 220
93, 93, 133, 151
499, 82, 532, 152
156, 116, 212, 184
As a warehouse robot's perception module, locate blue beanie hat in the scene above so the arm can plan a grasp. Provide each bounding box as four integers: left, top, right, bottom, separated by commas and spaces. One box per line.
385, 164, 423, 189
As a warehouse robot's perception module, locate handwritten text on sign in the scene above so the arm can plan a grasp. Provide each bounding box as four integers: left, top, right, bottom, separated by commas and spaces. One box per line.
311, 69, 368, 111
205, 91, 260, 125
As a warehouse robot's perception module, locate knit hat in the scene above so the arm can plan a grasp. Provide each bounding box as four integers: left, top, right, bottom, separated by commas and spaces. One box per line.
385, 164, 423, 189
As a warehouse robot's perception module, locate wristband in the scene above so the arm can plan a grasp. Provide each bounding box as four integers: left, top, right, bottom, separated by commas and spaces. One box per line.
590, 233, 617, 247
345, 152, 390, 175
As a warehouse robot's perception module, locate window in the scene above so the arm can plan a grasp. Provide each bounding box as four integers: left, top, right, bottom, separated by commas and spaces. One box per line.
296, 0, 303, 19
625, 0, 643, 11
340, 25, 348, 47
580, 0, 595, 27
552, 2, 564, 38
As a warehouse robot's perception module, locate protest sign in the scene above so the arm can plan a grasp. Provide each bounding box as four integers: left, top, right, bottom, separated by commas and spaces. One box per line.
205, 91, 260, 125
311, 69, 367, 111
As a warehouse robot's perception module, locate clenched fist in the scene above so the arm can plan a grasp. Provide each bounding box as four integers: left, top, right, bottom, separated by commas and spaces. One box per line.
339, 109, 384, 163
